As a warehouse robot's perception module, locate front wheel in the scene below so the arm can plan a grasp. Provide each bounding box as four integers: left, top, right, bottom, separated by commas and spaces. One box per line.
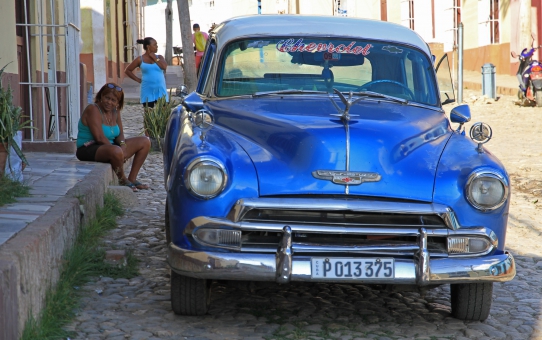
171, 270, 211, 315
536, 90, 542, 107
450, 282, 493, 321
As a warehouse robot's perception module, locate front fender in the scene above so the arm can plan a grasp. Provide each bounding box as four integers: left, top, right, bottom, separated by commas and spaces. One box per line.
164, 104, 183, 185
433, 132, 510, 252
167, 122, 259, 249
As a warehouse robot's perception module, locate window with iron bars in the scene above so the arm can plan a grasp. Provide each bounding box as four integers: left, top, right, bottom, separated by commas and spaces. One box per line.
478, 0, 499, 45
452, 0, 461, 47
489, 0, 499, 44
401, 0, 414, 30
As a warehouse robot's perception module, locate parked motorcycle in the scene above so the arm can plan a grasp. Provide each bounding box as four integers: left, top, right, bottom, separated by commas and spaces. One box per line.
511, 40, 542, 107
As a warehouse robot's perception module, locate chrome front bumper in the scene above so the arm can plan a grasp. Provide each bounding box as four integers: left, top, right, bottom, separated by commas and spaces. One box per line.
168, 198, 516, 284
167, 243, 516, 285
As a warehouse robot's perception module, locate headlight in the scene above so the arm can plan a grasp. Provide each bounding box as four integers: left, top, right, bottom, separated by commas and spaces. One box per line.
466, 170, 508, 211
184, 157, 227, 199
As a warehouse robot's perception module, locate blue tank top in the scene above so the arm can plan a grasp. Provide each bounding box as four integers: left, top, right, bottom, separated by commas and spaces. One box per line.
140, 55, 169, 103
76, 104, 120, 148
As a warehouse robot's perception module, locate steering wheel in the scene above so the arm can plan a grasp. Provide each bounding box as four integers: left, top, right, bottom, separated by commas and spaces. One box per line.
358, 80, 415, 100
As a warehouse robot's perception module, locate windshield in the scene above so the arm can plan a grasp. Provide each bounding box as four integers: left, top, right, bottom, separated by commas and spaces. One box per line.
216, 37, 439, 106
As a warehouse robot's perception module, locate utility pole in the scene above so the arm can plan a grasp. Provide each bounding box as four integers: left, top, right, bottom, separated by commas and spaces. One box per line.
165, 0, 173, 65
519, 0, 532, 50
177, 0, 197, 91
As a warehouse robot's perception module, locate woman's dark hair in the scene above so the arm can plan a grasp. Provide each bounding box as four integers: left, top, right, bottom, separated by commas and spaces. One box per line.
136, 37, 155, 51
95, 83, 125, 111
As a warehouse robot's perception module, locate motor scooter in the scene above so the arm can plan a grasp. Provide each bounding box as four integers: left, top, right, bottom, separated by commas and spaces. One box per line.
511, 40, 542, 107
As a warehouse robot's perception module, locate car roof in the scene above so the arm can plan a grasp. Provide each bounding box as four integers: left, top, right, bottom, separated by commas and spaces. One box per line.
212, 15, 432, 56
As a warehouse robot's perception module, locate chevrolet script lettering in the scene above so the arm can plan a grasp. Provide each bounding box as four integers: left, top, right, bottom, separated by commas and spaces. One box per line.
312, 170, 381, 185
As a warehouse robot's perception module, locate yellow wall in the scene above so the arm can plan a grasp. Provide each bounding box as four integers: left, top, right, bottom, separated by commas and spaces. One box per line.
80, 7, 94, 54
0, 1, 18, 74
386, 0, 402, 25
462, 0, 479, 50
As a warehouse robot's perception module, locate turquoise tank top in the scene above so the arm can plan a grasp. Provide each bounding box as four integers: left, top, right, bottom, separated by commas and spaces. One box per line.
76, 104, 121, 148
140, 55, 169, 103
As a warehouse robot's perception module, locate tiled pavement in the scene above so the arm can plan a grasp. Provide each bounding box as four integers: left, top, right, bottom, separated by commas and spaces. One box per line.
0, 153, 98, 246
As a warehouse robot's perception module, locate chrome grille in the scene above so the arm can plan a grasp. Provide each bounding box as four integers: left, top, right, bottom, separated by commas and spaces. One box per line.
239, 209, 448, 256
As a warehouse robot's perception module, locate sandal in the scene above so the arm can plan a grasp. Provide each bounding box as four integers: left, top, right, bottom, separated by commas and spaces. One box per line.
120, 179, 139, 192
132, 180, 150, 190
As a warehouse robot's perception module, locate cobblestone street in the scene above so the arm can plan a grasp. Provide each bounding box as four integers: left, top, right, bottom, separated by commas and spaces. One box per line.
66, 92, 542, 340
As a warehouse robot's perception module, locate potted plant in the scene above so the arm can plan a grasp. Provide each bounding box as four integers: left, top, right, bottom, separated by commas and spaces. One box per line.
0, 62, 31, 178
142, 95, 178, 152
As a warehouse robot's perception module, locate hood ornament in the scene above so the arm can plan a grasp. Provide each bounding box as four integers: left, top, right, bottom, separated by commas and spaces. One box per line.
324, 89, 381, 194
312, 170, 381, 185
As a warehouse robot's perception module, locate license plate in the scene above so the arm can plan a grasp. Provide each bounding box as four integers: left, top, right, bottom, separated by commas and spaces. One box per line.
311, 258, 394, 279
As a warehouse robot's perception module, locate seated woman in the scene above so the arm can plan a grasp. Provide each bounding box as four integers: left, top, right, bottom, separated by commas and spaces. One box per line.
75, 83, 151, 192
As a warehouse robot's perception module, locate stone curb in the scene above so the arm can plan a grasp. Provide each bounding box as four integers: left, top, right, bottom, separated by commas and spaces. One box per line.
463, 81, 518, 97
0, 162, 114, 339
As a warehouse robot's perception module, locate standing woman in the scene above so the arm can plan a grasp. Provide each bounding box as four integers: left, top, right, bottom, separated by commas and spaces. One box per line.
75, 83, 151, 192
125, 37, 169, 108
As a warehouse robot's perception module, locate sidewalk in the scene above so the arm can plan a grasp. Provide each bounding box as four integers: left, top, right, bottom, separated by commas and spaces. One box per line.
462, 69, 519, 97
0, 67, 522, 339
0, 154, 114, 339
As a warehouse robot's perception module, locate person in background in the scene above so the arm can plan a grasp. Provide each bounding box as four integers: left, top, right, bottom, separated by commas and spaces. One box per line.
124, 37, 169, 108
75, 83, 151, 192
192, 23, 209, 71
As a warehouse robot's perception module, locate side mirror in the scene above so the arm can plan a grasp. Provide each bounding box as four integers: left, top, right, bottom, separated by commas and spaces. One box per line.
450, 104, 471, 124
176, 84, 188, 98
450, 104, 471, 133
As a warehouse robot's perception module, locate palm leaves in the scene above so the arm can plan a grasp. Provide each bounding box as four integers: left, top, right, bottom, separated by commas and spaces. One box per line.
0, 62, 32, 168
142, 95, 178, 141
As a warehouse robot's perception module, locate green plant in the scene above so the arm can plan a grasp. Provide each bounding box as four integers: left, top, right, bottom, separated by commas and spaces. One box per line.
0, 62, 32, 168
142, 95, 178, 140
0, 174, 30, 206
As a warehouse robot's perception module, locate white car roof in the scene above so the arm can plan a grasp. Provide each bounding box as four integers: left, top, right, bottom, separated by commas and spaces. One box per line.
213, 15, 431, 56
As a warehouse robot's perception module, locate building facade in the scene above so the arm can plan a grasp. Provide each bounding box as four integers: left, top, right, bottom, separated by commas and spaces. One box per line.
80, 0, 145, 94
2, 0, 81, 147
146, 0, 540, 77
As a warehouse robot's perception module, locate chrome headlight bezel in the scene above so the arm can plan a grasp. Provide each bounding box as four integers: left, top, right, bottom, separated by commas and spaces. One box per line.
465, 169, 509, 212
184, 157, 228, 199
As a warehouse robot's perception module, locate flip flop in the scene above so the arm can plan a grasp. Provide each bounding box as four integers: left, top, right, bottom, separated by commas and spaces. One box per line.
132, 180, 150, 190
120, 179, 139, 192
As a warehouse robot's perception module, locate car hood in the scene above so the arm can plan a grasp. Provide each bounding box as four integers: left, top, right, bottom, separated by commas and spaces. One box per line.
206, 97, 452, 202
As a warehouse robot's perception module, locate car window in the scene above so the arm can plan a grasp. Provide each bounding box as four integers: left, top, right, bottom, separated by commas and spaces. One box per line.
216, 38, 438, 106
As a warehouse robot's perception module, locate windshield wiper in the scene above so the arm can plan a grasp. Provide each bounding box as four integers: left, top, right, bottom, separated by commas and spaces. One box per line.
343, 90, 408, 104
253, 89, 328, 97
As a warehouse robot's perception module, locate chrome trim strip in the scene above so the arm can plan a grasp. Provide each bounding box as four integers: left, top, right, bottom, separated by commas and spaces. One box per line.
276, 226, 293, 283
293, 242, 421, 253
227, 198, 460, 230
189, 217, 498, 239
168, 245, 516, 284
188, 216, 449, 236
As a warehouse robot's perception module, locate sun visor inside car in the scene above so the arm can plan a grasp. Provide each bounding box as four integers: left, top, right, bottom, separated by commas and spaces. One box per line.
289, 51, 365, 67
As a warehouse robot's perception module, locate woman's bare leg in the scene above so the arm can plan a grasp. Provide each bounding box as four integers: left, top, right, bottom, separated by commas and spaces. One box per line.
123, 136, 151, 183
94, 145, 127, 181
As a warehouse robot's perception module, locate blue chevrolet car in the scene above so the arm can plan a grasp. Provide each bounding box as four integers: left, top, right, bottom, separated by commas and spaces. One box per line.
164, 15, 515, 321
